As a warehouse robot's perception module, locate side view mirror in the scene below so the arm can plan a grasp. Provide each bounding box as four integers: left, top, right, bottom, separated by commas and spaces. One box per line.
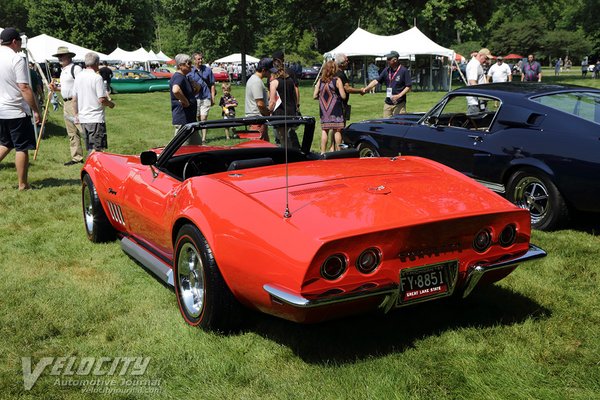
140, 151, 157, 165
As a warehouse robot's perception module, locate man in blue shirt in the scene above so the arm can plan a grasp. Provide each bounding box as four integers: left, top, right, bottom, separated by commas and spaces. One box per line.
362, 50, 412, 117
188, 52, 215, 143
521, 54, 542, 82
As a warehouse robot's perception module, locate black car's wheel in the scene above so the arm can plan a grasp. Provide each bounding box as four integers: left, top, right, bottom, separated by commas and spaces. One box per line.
506, 169, 569, 230
357, 142, 380, 157
174, 224, 244, 332
82, 174, 116, 243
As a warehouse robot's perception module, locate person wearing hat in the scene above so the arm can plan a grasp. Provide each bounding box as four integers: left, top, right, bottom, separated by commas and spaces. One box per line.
362, 50, 412, 117
0, 27, 40, 191
487, 56, 512, 83
521, 54, 542, 82
245, 57, 273, 141
466, 48, 493, 114
48, 46, 84, 165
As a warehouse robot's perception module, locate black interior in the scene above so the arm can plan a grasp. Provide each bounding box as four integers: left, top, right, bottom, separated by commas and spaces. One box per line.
163, 147, 313, 180
435, 111, 496, 130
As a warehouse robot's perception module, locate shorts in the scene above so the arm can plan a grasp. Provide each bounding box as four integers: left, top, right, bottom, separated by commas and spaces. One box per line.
196, 98, 212, 118
81, 123, 108, 151
0, 116, 36, 151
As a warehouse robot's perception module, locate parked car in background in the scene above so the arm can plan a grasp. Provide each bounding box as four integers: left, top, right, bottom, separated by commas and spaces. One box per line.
212, 66, 232, 82
110, 69, 170, 94
300, 67, 319, 80
343, 83, 600, 230
152, 67, 174, 79
81, 115, 545, 332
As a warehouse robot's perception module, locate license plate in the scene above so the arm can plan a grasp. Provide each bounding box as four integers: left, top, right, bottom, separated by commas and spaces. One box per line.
398, 261, 456, 305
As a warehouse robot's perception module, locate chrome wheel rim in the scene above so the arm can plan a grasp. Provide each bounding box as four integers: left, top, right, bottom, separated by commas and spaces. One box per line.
513, 176, 550, 225
359, 145, 378, 158
83, 185, 94, 234
177, 243, 205, 318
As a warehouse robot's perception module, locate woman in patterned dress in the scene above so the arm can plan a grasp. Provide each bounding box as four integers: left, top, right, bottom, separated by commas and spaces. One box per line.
313, 61, 346, 153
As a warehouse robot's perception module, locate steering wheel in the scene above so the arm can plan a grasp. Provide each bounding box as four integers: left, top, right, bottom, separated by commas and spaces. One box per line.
182, 157, 202, 180
448, 114, 477, 129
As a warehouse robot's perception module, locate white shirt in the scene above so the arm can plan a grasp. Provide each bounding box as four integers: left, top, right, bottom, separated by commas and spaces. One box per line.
487, 62, 512, 83
73, 69, 107, 123
0, 46, 30, 119
59, 63, 83, 99
245, 74, 267, 117
466, 57, 486, 106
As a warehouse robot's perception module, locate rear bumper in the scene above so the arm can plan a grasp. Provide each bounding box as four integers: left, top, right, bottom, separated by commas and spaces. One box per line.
462, 244, 546, 297
263, 244, 546, 309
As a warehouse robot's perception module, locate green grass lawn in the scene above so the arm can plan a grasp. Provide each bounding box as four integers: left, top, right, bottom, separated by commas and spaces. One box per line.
1, 74, 599, 399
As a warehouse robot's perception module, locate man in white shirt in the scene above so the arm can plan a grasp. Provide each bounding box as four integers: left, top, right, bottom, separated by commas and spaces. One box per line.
0, 28, 40, 190
245, 57, 272, 141
48, 46, 84, 165
72, 52, 115, 153
466, 48, 493, 114
487, 56, 512, 83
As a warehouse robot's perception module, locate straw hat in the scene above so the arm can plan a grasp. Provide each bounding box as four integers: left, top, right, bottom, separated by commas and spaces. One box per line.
52, 46, 76, 58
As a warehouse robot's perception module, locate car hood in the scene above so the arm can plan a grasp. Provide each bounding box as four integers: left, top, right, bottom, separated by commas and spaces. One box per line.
215, 157, 514, 239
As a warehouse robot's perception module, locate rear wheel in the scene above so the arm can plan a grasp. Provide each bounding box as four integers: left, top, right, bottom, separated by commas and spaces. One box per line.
357, 142, 380, 157
174, 224, 244, 332
506, 169, 569, 230
82, 174, 116, 242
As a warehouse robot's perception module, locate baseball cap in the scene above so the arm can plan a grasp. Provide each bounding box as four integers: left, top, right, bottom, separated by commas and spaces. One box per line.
257, 57, 273, 71
385, 50, 399, 59
1, 28, 21, 45
272, 50, 284, 61
497, 56, 503, 61
478, 48, 493, 59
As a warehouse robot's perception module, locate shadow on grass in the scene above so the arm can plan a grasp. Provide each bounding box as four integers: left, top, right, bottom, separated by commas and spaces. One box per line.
39, 121, 66, 139
33, 178, 81, 188
248, 285, 551, 364
565, 211, 600, 235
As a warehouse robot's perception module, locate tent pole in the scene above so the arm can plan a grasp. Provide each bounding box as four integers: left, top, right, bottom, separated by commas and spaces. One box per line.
429, 55, 433, 91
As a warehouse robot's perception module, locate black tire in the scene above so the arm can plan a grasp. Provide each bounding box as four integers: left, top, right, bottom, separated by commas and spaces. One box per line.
173, 224, 244, 332
357, 142, 380, 157
82, 174, 116, 242
506, 168, 569, 231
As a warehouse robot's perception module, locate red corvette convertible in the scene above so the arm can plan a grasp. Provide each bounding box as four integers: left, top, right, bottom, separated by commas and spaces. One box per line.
81, 116, 546, 332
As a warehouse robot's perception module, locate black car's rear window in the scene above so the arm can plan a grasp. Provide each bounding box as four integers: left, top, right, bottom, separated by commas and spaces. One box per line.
531, 91, 600, 124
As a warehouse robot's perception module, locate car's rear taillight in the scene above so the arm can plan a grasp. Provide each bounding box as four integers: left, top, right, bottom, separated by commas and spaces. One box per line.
321, 254, 347, 280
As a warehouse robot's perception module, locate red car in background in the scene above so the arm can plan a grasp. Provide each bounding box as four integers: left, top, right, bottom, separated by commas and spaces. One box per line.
81, 116, 546, 332
152, 67, 174, 79
212, 66, 231, 82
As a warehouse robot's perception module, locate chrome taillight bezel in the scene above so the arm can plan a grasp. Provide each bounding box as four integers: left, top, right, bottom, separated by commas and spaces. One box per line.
356, 247, 382, 274
473, 229, 492, 253
499, 224, 517, 247
320, 254, 348, 280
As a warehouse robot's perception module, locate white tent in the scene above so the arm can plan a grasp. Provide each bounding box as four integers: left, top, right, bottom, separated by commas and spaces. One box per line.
327, 28, 393, 57
27, 33, 109, 62
390, 27, 454, 58
156, 51, 172, 62
107, 46, 152, 62
327, 27, 453, 59
214, 53, 259, 64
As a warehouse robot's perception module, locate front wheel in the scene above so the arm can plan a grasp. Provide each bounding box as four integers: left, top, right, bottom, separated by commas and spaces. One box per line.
174, 224, 244, 332
82, 174, 116, 243
357, 142, 380, 157
506, 169, 569, 230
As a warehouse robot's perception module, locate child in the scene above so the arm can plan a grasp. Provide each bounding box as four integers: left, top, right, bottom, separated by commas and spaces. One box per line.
219, 83, 238, 139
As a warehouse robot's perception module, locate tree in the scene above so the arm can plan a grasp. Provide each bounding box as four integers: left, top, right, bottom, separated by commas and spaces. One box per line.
0, 0, 29, 35
25, 0, 156, 53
